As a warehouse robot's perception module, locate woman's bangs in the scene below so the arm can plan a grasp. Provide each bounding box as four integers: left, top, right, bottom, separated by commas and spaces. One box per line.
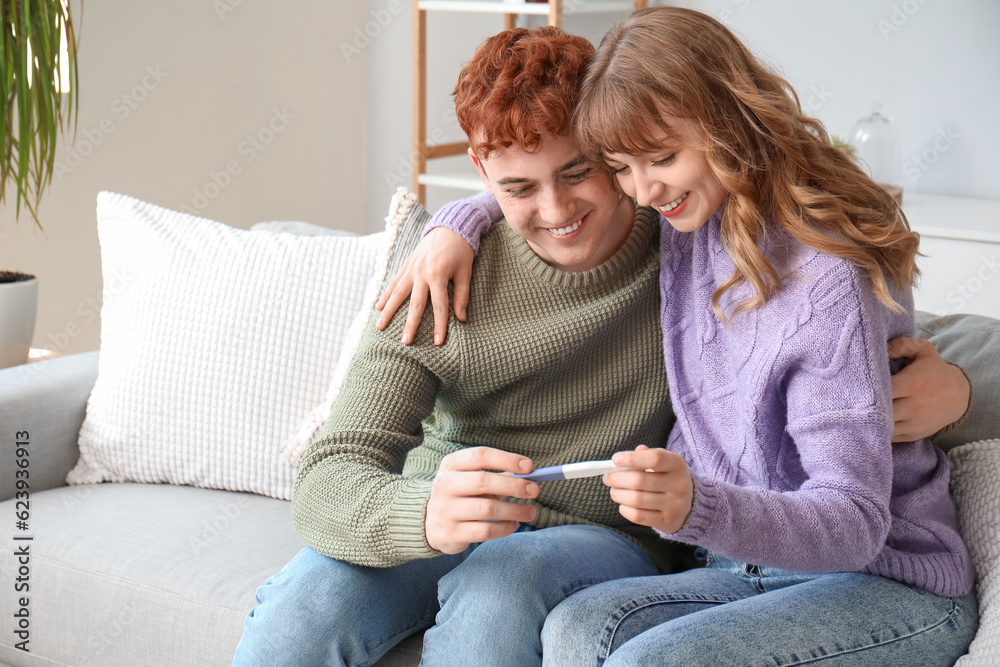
576, 79, 679, 158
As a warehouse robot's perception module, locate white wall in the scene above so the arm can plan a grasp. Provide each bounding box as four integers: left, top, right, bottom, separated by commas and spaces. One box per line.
0, 0, 370, 356
366, 0, 1000, 218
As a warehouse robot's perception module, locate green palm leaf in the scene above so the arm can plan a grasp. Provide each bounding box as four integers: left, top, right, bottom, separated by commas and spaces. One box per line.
1, 0, 80, 230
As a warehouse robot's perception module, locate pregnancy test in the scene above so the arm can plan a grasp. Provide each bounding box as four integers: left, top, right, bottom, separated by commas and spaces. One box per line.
511, 459, 640, 482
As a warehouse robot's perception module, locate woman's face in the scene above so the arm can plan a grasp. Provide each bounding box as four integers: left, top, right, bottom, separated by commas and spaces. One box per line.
471, 133, 635, 273
603, 116, 727, 233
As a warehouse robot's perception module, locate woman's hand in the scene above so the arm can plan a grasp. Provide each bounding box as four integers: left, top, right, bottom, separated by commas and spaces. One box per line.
425, 447, 539, 554
888, 337, 971, 442
604, 445, 693, 534
375, 227, 475, 346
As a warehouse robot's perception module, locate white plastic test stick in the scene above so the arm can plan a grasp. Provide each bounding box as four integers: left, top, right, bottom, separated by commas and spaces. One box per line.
511, 459, 641, 482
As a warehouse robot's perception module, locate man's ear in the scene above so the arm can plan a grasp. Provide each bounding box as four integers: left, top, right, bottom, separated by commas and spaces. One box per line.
468, 148, 494, 195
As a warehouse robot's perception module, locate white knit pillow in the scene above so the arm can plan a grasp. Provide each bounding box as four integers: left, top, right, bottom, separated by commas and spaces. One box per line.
949, 438, 1000, 665
281, 188, 428, 464
67, 192, 395, 500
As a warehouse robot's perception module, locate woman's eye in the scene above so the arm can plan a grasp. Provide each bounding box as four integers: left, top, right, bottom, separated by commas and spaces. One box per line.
609, 165, 629, 176
652, 154, 677, 167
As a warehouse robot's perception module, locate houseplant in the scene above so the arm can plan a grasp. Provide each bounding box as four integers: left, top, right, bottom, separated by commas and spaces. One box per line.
0, 0, 79, 368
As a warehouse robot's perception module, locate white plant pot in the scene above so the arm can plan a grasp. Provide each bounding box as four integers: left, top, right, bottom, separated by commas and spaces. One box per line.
0, 272, 38, 369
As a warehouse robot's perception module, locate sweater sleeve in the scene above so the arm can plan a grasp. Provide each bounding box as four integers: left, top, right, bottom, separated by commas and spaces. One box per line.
666, 266, 897, 573
291, 316, 454, 567
421, 190, 502, 253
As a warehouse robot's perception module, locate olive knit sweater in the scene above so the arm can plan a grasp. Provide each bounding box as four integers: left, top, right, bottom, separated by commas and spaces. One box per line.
292, 207, 678, 571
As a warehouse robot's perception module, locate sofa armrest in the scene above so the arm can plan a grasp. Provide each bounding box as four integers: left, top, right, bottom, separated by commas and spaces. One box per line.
0, 351, 99, 501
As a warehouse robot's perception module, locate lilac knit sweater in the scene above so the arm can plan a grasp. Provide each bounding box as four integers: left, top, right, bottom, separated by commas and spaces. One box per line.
429, 191, 974, 597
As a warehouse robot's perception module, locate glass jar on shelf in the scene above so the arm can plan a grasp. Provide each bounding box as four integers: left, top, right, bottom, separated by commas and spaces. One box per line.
849, 103, 903, 204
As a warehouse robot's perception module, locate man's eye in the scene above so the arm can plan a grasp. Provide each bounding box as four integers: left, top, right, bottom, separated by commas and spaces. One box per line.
566, 169, 591, 182
507, 187, 530, 197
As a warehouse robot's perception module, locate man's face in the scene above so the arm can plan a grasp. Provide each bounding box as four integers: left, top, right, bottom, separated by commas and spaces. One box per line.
471, 133, 634, 273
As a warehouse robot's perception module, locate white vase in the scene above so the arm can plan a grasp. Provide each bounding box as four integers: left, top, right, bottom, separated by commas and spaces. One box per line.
0, 272, 38, 369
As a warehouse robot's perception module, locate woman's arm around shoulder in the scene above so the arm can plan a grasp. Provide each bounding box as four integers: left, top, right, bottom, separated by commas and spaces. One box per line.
376, 190, 502, 346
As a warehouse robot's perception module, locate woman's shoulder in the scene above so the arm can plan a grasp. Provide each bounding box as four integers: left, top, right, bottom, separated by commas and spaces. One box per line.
761, 232, 915, 340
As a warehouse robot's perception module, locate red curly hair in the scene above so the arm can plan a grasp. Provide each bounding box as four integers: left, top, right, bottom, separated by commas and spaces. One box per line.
454, 26, 594, 158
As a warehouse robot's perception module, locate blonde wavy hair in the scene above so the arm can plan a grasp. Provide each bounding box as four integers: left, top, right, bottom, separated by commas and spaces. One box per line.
574, 6, 920, 319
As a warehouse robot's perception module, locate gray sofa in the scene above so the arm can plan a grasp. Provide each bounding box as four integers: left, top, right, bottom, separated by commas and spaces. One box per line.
2, 311, 998, 666
0, 350, 424, 667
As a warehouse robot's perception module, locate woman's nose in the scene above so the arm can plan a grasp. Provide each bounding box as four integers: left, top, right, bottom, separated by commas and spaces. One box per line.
633, 173, 664, 208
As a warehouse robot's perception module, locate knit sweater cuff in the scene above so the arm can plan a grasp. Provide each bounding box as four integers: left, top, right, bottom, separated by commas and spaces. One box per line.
421, 190, 500, 253
659, 471, 718, 544
387, 478, 439, 561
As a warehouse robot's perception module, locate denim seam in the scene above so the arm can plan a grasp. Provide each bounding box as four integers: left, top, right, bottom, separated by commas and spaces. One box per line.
781, 599, 962, 666
599, 594, 740, 660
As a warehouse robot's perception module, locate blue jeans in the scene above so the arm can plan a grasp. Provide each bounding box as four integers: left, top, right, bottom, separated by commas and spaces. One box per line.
232, 524, 661, 666
541, 553, 978, 666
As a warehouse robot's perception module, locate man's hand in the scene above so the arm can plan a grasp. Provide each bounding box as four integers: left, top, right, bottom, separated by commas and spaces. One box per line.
425, 447, 540, 554
889, 337, 971, 442
375, 227, 475, 346
603, 445, 693, 535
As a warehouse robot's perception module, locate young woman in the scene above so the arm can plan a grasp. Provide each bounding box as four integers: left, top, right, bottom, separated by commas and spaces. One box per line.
377, 8, 977, 664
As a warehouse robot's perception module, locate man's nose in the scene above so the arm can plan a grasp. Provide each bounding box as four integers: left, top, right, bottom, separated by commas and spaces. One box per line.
540, 186, 576, 225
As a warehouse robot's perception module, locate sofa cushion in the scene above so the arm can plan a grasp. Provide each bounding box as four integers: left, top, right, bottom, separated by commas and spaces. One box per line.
916, 312, 1000, 451
0, 484, 302, 666
67, 192, 398, 500
280, 188, 428, 464
0, 483, 425, 666
949, 439, 1000, 665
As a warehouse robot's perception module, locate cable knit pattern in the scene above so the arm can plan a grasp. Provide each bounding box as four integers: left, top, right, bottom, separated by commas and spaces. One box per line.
292, 207, 680, 571
659, 213, 974, 598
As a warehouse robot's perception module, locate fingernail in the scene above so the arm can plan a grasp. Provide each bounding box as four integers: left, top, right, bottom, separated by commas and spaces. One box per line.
459, 308, 467, 320
376, 316, 384, 328
401, 333, 411, 345
526, 482, 539, 496
434, 334, 442, 346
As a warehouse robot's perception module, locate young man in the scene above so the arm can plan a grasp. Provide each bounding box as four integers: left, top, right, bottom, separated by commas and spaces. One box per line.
233, 27, 682, 666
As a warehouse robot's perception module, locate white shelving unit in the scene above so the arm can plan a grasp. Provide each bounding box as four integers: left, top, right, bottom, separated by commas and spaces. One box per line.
412, 0, 647, 203
903, 193, 1000, 318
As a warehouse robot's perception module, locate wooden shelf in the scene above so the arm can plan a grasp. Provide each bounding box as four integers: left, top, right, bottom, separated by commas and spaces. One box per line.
417, 1, 637, 15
